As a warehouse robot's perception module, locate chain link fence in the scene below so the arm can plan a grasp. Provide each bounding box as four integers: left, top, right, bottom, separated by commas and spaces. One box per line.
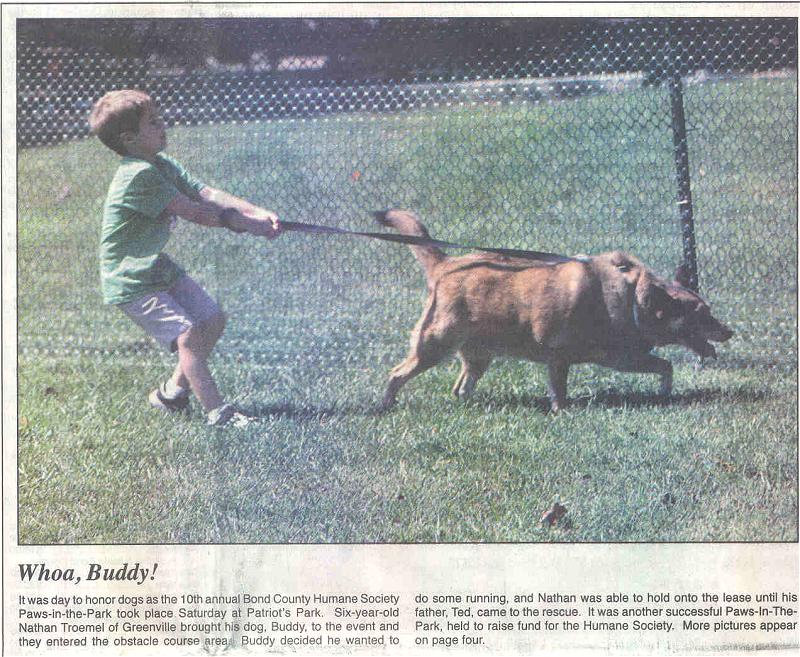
17, 18, 797, 375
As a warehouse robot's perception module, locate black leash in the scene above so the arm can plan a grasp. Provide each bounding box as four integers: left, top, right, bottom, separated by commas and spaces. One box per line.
280, 220, 575, 263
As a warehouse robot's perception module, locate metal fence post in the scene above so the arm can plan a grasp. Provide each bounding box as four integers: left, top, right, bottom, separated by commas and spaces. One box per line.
668, 70, 699, 291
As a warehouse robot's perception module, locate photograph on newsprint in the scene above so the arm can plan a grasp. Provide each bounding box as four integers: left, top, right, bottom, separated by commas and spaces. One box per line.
2, 2, 799, 655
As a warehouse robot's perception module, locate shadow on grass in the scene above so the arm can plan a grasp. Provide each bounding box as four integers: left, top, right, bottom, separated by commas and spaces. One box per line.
240, 385, 773, 421
577, 386, 771, 409
478, 386, 773, 413
246, 400, 378, 421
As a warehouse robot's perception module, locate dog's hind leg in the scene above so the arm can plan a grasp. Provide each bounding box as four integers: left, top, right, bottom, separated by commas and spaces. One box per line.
382, 330, 457, 410
382, 288, 462, 409
452, 347, 492, 400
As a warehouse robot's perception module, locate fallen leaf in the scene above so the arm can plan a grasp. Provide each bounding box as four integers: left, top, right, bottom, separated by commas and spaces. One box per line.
716, 459, 736, 473
540, 502, 567, 527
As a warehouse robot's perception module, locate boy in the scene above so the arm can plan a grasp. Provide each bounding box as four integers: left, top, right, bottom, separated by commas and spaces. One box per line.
89, 89, 281, 427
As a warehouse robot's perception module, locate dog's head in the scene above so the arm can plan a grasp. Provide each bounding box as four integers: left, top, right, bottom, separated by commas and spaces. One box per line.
664, 267, 734, 357
633, 263, 734, 357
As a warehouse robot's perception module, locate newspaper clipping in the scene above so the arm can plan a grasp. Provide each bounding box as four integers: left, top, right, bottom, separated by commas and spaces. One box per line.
3, 3, 799, 655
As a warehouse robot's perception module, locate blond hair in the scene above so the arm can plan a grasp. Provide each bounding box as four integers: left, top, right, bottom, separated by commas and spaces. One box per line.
88, 89, 154, 155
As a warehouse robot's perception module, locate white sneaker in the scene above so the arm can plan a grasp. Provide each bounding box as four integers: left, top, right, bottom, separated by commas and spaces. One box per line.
207, 403, 235, 427
148, 384, 190, 413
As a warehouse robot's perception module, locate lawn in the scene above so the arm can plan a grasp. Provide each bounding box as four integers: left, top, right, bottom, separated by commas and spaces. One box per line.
16, 75, 797, 543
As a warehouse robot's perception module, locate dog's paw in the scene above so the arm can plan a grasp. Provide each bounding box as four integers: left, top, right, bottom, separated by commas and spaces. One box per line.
369, 405, 391, 417
376, 397, 397, 414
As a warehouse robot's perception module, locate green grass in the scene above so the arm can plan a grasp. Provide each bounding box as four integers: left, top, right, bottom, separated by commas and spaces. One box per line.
17, 77, 797, 543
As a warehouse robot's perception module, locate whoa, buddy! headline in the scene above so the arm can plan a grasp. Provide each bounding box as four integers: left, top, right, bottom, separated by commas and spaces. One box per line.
19, 562, 157, 586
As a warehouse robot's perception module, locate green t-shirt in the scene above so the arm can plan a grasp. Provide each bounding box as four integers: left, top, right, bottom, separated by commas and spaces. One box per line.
99, 154, 205, 304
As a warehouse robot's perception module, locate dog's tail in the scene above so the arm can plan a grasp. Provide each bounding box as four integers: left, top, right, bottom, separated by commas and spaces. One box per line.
373, 209, 445, 279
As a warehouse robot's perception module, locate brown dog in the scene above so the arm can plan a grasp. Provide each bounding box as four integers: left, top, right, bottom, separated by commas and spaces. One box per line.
377, 209, 733, 411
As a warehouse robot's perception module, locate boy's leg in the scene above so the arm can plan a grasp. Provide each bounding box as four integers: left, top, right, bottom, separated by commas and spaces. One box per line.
167, 310, 226, 393
168, 276, 228, 412
174, 311, 227, 412
118, 276, 229, 414
166, 362, 189, 394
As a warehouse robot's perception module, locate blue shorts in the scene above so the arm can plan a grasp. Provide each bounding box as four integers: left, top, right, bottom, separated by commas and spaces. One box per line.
117, 275, 222, 353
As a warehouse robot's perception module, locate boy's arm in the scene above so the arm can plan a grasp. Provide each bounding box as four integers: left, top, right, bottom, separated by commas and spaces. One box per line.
199, 187, 280, 237
164, 188, 280, 238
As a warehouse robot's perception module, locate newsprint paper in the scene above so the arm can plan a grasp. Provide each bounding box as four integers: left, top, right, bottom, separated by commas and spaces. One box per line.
3, 3, 799, 656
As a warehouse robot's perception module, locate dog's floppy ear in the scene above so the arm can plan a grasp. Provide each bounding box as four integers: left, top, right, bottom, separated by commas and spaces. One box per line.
674, 262, 693, 288
635, 272, 674, 321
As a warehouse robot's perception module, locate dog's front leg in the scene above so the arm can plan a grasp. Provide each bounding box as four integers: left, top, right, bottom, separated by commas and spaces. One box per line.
602, 352, 673, 398
657, 359, 673, 397
546, 357, 570, 412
